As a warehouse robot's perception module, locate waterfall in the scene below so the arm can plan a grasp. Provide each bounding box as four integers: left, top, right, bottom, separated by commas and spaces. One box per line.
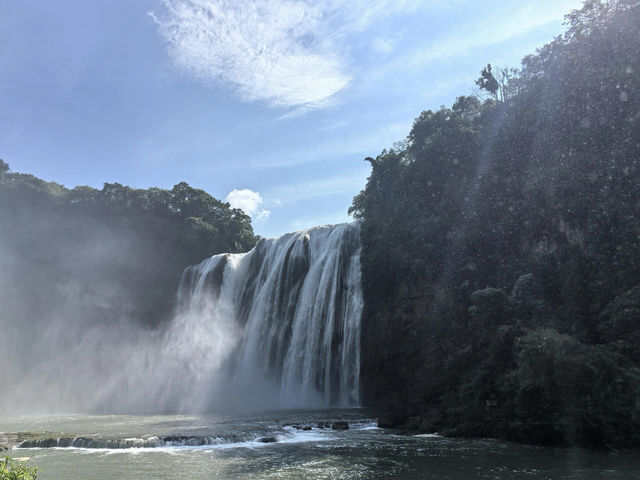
176, 222, 363, 408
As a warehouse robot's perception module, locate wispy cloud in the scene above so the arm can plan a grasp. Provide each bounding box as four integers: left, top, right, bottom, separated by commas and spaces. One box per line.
316, 119, 348, 132
226, 188, 270, 220
249, 119, 412, 169
151, 0, 447, 109
418, 75, 476, 102
152, 0, 350, 109
265, 169, 368, 205
406, 1, 582, 67
370, 35, 401, 57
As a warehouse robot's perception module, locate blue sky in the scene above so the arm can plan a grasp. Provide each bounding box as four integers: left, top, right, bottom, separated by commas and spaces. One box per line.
1, 0, 583, 238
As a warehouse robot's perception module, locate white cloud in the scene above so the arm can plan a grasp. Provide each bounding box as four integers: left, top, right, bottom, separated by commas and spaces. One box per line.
226, 188, 270, 220
151, 0, 447, 109
371, 36, 400, 57
152, 0, 350, 109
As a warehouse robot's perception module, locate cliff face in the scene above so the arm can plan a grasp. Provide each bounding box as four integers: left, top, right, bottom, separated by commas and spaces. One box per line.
355, 0, 640, 449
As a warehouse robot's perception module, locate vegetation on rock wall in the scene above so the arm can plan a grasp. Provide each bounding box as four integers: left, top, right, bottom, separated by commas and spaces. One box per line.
352, 0, 640, 449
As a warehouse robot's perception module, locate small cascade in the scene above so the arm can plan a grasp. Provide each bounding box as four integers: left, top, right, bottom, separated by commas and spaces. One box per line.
17, 418, 379, 450
177, 222, 363, 408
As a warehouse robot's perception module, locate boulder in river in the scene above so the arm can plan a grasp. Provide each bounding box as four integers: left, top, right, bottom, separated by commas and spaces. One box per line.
331, 421, 349, 430
257, 436, 277, 443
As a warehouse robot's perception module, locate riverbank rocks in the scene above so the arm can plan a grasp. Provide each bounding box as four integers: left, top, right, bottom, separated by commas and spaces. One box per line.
331, 421, 349, 430
285, 423, 312, 430
285, 421, 350, 430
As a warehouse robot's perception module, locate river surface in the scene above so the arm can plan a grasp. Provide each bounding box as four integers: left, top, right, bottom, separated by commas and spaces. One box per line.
2, 410, 639, 479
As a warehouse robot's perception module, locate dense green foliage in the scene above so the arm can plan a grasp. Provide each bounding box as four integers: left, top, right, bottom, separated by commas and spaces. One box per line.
353, 0, 640, 449
0, 165, 256, 328
0, 457, 38, 480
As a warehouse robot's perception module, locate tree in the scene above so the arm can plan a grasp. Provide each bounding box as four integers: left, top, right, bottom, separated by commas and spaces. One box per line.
468, 287, 511, 330
352, 0, 640, 449
0, 159, 9, 176
475, 64, 499, 99
598, 286, 640, 362
475, 64, 520, 102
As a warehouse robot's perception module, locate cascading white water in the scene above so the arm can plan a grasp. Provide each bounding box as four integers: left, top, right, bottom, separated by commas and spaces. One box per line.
176, 222, 363, 408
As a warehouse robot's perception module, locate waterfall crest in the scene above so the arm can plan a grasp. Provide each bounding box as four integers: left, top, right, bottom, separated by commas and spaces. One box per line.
177, 222, 363, 408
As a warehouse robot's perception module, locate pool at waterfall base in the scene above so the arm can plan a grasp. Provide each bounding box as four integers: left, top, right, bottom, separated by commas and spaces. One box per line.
2, 410, 639, 479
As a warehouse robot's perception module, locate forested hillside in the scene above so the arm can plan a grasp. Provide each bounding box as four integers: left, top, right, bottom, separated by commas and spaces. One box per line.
0, 162, 256, 329
353, 0, 640, 449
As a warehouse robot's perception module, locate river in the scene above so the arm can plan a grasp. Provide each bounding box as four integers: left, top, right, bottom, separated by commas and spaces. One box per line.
2, 410, 639, 479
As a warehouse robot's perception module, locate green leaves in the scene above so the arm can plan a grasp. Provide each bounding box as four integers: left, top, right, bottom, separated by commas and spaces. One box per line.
0, 457, 39, 480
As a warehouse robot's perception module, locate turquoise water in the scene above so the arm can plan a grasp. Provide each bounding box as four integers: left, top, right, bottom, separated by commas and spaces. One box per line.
2, 410, 639, 479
